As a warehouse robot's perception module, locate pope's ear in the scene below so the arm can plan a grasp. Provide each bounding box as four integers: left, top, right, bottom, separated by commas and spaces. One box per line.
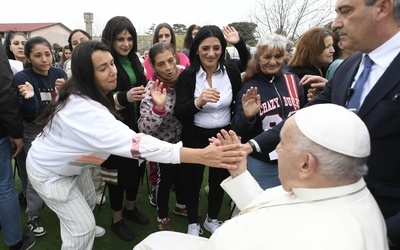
298, 153, 317, 179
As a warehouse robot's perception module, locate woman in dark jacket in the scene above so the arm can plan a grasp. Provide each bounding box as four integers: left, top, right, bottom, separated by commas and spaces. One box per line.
174, 25, 249, 237
288, 27, 334, 104
101, 16, 148, 242
231, 33, 305, 190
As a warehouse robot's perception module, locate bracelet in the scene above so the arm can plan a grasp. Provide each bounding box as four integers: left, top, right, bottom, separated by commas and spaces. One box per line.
248, 140, 257, 153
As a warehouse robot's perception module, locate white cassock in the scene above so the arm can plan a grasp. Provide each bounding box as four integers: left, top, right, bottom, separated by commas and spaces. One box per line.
133, 171, 389, 250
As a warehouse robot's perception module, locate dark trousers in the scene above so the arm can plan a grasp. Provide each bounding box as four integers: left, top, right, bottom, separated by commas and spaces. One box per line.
157, 162, 185, 218
180, 125, 230, 224
108, 159, 143, 211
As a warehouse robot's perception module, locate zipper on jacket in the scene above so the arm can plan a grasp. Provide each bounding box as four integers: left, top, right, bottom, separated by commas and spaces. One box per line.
271, 78, 286, 119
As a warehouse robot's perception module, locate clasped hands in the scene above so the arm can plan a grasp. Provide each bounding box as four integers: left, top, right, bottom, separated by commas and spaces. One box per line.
207, 129, 248, 178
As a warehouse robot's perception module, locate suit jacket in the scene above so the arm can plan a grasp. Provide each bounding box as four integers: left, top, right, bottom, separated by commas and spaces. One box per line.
315, 51, 400, 245
315, 51, 400, 188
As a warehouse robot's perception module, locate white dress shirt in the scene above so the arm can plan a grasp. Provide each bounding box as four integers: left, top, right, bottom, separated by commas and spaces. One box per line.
193, 66, 233, 129
356, 31, 400, 106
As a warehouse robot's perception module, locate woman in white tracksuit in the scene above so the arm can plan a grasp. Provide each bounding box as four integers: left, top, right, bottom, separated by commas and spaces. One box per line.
23, 40, 243, 250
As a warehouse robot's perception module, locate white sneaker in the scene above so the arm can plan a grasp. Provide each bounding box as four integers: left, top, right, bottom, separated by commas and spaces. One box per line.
203, 215, 221, 234
95, 225, 106, 237
96, 193, 106, 205
187, 223, 203, 236
27, 216, 46, 237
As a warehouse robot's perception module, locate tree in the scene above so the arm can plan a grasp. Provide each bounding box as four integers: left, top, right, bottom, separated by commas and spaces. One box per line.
52, 43, 62, 52
250, 0, 335, 41
146, 23, 156, 35
228, 22, 258, 45
172, 24, 187, 35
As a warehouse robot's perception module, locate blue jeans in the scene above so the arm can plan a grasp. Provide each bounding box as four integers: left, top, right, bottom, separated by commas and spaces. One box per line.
247, 155, 281, 190
0, 136, 22, 246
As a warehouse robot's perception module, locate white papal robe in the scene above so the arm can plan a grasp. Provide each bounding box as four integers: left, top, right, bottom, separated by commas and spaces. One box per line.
133, 171, 388, 250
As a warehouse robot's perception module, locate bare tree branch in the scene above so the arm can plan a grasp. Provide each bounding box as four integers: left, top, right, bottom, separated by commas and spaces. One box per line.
251, 0, 335, 41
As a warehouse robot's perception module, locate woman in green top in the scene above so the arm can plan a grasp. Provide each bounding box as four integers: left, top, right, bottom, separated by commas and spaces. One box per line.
101, 16, 148, 242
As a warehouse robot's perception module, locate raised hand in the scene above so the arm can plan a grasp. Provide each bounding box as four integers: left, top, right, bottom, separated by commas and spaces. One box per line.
18, 82, 34, 99
149, 79, 167, 111
222, 26, 240, 45
127, 85, 146, 103
242, 87, 260, 120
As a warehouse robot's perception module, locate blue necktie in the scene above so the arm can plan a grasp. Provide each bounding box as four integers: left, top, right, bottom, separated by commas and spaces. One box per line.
347, 55, 374, 112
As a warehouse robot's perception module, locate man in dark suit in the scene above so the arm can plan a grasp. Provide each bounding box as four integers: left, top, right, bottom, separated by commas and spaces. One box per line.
241, 0, 400, 248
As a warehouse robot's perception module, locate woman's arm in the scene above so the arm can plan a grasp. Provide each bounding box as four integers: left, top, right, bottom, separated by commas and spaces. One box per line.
174, 71, 201, 122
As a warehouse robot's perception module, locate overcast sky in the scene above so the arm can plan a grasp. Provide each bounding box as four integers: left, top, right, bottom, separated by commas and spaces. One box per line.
1, 0, 259, 35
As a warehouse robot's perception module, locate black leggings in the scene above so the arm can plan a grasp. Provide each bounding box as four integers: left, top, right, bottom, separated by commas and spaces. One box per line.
108, 159, 144, 211
180, 125, 230, 224
157, 162, 185, 218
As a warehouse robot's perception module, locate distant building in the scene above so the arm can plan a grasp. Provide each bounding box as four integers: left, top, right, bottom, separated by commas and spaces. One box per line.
0, 23, 71, 46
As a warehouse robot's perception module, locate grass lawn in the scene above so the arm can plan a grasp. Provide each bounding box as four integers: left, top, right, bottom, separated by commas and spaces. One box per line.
1, 162, 233, 250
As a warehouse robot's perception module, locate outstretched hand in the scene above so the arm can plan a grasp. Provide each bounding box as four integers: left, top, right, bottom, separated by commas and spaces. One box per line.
196, 141, 243, 170
300, 75, 327, 101
185, 129, 245, 170
215, 130, 247, 177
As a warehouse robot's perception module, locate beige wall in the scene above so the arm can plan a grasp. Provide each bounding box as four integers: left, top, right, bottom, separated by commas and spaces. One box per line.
30, 25, 70, 47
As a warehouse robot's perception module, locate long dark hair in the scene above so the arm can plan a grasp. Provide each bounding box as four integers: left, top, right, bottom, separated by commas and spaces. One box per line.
152, 23, 181, 65
23, 36, 52, 69
101, 16, 138, 60
36, 40, 119, 134
67, 29, 92, 51
183, 24, 201, 50
188, 25, 227, 74
4, 30, 27, 60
